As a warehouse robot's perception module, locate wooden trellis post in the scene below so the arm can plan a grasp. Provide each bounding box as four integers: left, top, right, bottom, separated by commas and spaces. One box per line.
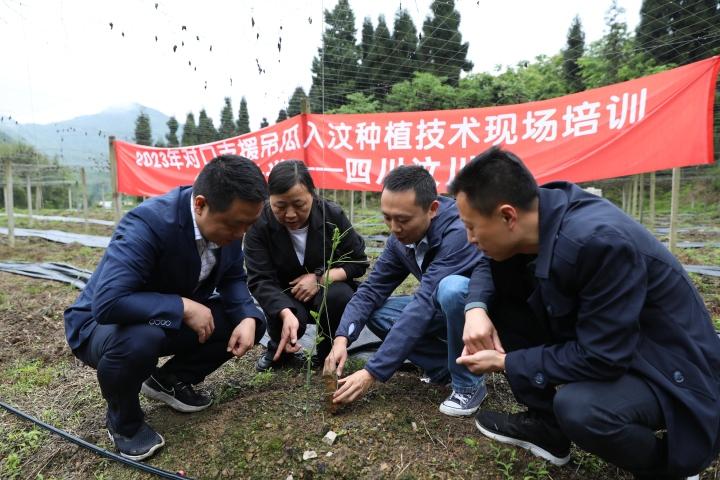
81, 167, 89, 229
669, 168, 681, 254
109, 136, 122, 223
26, 175, 33, 226
4, 159, 14, 247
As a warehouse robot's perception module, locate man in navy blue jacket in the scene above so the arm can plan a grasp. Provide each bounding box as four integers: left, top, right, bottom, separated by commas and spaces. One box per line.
452, 147, 720, 478
64, 155, 267, 460
324, 165, 487, 416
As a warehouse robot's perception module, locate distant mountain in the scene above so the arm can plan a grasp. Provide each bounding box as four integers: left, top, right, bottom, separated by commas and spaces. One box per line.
0, 104, 176, 167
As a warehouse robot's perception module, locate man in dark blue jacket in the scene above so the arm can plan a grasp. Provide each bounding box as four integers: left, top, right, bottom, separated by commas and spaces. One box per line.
64, 155, 267, 460
452, 147, 720, 478
324, 165, 487, 417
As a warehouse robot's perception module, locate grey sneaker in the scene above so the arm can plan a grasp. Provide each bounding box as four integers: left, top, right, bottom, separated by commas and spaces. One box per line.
439, 383, 487, 417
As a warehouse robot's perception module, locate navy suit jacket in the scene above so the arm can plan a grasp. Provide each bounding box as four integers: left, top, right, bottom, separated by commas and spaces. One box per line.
64, 186, 264, 351
468, 182, 720, 474
336, 196, 484, 382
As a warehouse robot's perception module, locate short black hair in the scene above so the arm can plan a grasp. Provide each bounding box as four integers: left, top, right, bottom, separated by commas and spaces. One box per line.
193, 155, 268, 212
268, 160, 316, 196
448, 146, 538, 215
382, 165, 437, 211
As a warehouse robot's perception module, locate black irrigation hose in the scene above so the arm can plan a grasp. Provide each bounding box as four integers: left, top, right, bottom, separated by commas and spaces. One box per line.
0, 399, 194, 480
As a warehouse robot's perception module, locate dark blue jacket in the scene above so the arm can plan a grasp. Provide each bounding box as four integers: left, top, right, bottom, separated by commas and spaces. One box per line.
468, 182, 720, 475
336, 196, 483, 382
64, 186, 264, 351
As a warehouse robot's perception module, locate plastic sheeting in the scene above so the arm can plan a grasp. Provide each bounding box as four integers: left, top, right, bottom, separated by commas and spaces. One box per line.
0, 262, 92, 289
0, 227, 110, 248
0, 213, 114, 226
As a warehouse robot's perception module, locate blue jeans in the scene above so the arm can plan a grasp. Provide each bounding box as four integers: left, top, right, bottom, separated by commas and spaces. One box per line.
366, 275, 484, 394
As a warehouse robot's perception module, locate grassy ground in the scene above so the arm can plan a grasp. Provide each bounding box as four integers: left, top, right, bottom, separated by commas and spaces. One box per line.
0, 200, 719, 479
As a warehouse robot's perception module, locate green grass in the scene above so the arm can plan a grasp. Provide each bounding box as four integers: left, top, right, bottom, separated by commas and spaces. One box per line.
0, 360, 63, 396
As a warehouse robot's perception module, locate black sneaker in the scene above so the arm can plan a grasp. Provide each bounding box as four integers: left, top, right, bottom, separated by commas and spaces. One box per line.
107, 421, 165, 461
255, 347, 306, 372
475, 410, 571, 466
141, 373, 212, 413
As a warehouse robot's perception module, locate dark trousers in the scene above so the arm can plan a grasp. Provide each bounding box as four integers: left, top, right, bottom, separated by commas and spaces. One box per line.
74, 298, 264, 436
489, 256, 674, 477
267, 281, 354, 360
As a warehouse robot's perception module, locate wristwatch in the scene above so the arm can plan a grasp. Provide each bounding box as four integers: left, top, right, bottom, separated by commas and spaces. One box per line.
314, 266, 325, 283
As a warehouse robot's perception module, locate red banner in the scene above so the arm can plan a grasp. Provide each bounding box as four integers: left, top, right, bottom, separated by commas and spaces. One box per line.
115, 56, 719, 197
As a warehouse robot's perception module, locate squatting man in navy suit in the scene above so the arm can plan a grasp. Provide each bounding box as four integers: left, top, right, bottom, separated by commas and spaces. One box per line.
64, 155, 268, 460
451, 147, 720, 479
324, 165, 487, 416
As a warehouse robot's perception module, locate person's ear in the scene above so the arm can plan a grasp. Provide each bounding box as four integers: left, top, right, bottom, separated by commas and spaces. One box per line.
498, 204, 518, 227
428, 199, 441, 217
194, 195, 207, 215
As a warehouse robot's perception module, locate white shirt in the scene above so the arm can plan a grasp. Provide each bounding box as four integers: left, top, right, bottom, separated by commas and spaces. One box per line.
287, 225, 309, 265
406, 236, 429, 271
190, 195, 219, 284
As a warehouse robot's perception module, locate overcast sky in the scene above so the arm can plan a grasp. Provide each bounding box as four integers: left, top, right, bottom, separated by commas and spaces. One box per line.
0, 0, 642, 130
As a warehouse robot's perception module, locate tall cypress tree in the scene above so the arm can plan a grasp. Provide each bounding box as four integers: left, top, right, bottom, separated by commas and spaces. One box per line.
181, 112, 197, 146
237, 97, 250, 135
276, 109, 288, 123
218, 97, 236, 139
365, 15, 395, 98
134, 112, 152, 146
563, 16, 585, 93
417, 0, 472, 87
165, 116, 179, 147
391, 8, 419, 86
196, 109, 218, 144
357, 17, 375, 91
287, 87, 308, 117
309, 0, 360, 111
637, 0, 720, 66
603, 1, 628, 84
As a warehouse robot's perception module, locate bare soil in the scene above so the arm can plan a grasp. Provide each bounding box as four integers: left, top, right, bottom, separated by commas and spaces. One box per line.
0, 217, 719, 479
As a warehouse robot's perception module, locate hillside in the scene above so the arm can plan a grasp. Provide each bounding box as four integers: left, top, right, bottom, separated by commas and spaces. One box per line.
0, 104, 173, 167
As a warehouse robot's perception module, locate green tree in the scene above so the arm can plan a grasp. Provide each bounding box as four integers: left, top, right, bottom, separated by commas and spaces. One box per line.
181, 112, 197, 146
357, 17, 375, 91
196, 109, 218, 144
365, 15, 395, 98
490, 55, 568, 105
287, 87, 308, 117
390, 8, 419, 85
309, 0, 360, 112
237, 97, 250, 135
133, 112, 152, 146
563, 15, 586, 93
331, 92, 382, 114
385, 72, 458, 111
165, 116, 179, 147
260, 117, 269, 129
276, 109, 288, 123
218, 97, 236, 139
416, 0, 472, 87
637, 0, 720, 66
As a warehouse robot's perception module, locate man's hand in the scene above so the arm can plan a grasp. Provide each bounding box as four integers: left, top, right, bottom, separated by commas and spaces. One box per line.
182, 297, 214, 343
227, 317, 256, 357
463, 307, 504, 355
275, 309, 302, 361
289, 273, 320, 303
323, 337, 349, 377
456, 346, 506, 374
333, 369, 375, 405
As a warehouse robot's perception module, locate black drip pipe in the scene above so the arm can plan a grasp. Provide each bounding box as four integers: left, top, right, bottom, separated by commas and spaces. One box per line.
0, 399, 194, 480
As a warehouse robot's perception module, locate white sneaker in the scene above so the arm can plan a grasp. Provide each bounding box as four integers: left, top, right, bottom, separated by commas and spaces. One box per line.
439, 383, 487, 417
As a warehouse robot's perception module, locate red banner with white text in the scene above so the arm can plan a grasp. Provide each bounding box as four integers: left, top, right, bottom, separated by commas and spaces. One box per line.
114, 56, 719, 197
